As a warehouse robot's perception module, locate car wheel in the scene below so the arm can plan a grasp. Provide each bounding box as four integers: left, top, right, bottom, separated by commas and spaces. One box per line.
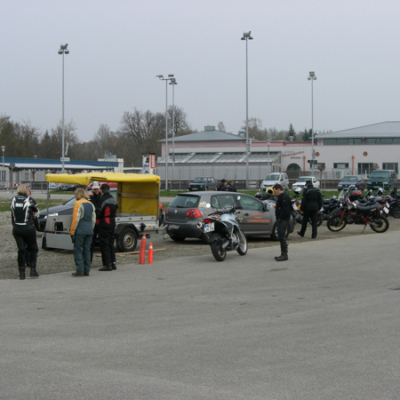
117, 228, 138, 252
169, 234, 186, 242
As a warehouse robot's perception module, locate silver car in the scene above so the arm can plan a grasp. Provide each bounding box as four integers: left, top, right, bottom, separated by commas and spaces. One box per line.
260, 172, 289, 190
165, 191, 294, 242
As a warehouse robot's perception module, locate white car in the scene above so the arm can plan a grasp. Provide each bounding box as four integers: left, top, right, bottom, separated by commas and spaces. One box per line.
292, 176, 320, 190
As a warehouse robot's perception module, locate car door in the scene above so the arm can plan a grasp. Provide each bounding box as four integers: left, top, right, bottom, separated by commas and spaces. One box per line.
235, 195, 273, 235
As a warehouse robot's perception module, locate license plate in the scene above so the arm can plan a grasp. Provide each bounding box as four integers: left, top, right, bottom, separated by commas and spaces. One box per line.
203, 222, 215, 233
386, 202, 389, 207
168, 224, 179, 230
383, 207, 389, 213
292, 204, 297, 210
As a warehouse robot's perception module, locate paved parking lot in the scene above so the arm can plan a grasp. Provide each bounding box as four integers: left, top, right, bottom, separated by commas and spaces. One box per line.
1, 228, 400, 399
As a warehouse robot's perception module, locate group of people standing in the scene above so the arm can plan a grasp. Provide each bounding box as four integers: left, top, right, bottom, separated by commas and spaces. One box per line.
10, 182, 119, 280
217, 179, 237, 192
273, 180, 322, 262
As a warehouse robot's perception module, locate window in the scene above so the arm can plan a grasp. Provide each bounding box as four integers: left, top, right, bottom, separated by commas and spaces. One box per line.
237, 196, 263, 211
383, 163, 398, 173
381, 138, 392, 144
358, 163, 373, 175
334, 163, 349, 169
323, 139, 336, 145
212, 194, 235, 208
336, 139, 349, 145
349, 139, 362, 144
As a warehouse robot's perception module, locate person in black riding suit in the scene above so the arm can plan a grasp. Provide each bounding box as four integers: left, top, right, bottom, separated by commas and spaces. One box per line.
297, 180, 323, 239
97, 184, 118, 271
10, 184, 39, 280
89, 181, 102, 261
272, 183, 292, 261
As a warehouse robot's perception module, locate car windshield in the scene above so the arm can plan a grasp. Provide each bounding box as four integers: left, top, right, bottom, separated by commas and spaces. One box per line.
341, 176, 358, 182
169, 195, 200, 208
193, 177, 206, 183
264, 174, 280, 180
296, 177, 310, 182
370, 171, 390, 179
63, 197, 77, 206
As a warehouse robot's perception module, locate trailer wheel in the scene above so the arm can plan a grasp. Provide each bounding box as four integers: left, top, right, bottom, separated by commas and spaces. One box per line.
117, 228, 138, 252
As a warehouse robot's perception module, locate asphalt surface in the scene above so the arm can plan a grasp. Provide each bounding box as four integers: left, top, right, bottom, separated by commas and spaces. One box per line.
1, 229, 400, 399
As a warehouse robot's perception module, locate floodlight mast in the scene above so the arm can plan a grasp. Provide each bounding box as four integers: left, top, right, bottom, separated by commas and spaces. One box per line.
307, 71, 317, 176
241, 31, 253, 188
156, 74, 175, 190
58, 43, 69, 173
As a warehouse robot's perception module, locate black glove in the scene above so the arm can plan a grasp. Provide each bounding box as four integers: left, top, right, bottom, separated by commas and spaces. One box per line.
70, 235, 75, 244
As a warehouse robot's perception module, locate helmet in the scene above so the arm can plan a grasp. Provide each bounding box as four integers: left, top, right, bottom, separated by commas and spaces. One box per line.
267, 187, 274, 195
331, 195, 337, 201
377, 188, 384, 195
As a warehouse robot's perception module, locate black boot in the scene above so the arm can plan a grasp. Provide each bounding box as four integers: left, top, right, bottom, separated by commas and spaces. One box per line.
275, 254, 288, 262
30, 267, 39, 277
112, 262, 117, 270
98, 264, 113, 271
19, 267, 25, 280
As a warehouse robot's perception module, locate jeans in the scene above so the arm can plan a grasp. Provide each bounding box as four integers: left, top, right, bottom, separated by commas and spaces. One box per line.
277, 219, 289, 255
73, 234, 93, 275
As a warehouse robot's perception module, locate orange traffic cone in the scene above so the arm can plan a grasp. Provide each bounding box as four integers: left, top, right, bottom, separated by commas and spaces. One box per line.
139, 234, 146, 265
148, 243, 153, 264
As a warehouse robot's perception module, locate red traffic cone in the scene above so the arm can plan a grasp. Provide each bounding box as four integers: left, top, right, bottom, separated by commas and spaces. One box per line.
139, 234, 146, 265
148, 243, 153, 264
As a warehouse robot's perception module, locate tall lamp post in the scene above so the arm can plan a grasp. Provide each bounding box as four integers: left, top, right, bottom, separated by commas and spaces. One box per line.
241, 31, 253, 189
267, 141, 270, 174
169, 78, 177, 182
156, 74, 174, 190
58, 44, 69, 173
308, 71, 317, 176
1, 146, 5, 188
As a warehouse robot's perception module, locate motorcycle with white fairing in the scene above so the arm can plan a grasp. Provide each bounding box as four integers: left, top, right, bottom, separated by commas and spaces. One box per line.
198, 204, 248, 262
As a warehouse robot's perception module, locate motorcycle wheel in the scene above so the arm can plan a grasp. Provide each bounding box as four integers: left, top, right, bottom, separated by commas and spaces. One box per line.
309, 214, 323, 227
210, 233, 227, 262
390, 206, 400, 219
236, 229, 248, 256
370, 215, 389, 233
327, 216, 347, 232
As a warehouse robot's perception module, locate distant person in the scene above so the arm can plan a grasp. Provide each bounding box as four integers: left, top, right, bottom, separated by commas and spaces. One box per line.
70, 189, 96, 277
227, 180, 237, 192
297, 180, 323, 239
217, 179, 228, 191
272, 183, 291, 261
24, 188, 40, 276
88, 181, 101, 260
97, 184, 118, 271
10, 184, 39, 280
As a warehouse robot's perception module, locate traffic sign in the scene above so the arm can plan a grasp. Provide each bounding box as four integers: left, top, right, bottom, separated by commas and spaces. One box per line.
60, 157, 70, 162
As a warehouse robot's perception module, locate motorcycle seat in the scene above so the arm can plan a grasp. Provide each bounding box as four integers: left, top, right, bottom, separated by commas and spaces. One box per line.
356, 203, 378, 212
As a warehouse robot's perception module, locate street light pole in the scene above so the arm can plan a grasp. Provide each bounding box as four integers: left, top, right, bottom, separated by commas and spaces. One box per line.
267, 141, 270, 174
58, 44, 69, 173
1, 146, 5, 189
308, 71, 317, 176
241, 31, 253, 189
169, 78, 177, 182
156, 74, 174, 190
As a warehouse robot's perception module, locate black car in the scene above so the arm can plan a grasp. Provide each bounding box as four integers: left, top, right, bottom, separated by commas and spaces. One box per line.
188, 177, 218, 191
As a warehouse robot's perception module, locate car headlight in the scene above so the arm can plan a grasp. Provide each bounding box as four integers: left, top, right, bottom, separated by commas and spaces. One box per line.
48, 213, 59, 217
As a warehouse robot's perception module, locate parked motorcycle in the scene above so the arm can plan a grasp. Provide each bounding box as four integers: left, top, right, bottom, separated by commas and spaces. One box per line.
198, 205, 248, 262
327, 186, 389, 233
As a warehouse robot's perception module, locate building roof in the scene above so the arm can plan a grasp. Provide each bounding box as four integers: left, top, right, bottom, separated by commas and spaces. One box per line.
318, 121, 400, 139
160, 125, 245, 142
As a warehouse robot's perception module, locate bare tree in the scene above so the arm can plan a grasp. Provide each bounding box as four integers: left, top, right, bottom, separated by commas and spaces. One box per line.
217, 121, 226, 132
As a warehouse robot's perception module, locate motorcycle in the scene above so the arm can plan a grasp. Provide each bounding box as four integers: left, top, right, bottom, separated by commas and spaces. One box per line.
198, 205, 248, 262
327, 186, 389, 233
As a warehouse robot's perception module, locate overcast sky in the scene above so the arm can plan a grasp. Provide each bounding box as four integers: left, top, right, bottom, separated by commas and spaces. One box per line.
1, 0, 399, 142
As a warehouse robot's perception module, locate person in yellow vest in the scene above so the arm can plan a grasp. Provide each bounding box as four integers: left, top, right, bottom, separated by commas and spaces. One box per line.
70, 188, 96, 276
